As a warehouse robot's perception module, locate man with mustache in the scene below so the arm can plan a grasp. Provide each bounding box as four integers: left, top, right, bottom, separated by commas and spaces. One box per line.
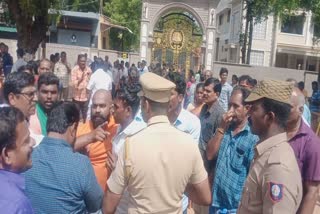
3, 71, 37, 120
29, 73, 59, 139
75, 89, 118, 191
3, 72, 43, 146
199, 77, 225, 173
206, 86, 258, 213
106, 84, 146, 213
238, 80, 302, 214
71, 54, 92, 122
0, 107, 35, 213
287, 87, 320, 214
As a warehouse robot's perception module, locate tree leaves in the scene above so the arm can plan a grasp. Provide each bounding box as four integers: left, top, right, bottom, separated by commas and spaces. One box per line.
104, 0, 142, 51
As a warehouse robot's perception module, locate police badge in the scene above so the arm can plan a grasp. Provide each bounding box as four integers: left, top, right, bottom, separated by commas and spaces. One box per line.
269, 182, 284, 203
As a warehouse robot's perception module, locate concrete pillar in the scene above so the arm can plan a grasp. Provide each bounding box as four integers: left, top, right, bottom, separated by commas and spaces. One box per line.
306, 12, 313, 46
205, 27, 215, 70
304, 55, 308, 70
316, 57, 320, 73
140, 20, 149, 62
140, 2, 150, 62
287, 54, 291, 68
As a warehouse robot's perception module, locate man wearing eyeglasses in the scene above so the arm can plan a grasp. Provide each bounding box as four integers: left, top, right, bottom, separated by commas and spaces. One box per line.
3, 71, 36, 118
3, 72, 43, 145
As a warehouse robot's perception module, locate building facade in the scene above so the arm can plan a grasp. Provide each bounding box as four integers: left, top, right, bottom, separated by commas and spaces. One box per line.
215, 0, 320, 73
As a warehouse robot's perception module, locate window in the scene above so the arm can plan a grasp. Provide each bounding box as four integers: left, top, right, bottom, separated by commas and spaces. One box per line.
253, 19, 267, 39
102, 37, 106, 49
225, 39, 229, 44
314, 22, 320, 38
250, 50, 264, 66
232, 11, 241, 41
219, 14, 224, 26
281, 15, 305, 35
227, 10, 231, 23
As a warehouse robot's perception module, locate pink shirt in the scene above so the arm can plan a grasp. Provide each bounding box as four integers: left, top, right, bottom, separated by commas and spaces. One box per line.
71, 65, 92, 102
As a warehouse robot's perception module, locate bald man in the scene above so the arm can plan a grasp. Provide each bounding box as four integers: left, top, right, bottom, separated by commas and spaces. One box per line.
75, 89, 118, 190
38, 59, 53, 75
204, 70, 213, 81
287, 87, 320, 214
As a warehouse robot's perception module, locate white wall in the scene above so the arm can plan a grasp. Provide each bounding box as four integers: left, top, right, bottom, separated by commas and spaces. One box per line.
214, 62, 317, 94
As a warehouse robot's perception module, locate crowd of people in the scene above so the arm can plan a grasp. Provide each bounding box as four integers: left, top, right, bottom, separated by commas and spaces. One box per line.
0, 42, 320, 214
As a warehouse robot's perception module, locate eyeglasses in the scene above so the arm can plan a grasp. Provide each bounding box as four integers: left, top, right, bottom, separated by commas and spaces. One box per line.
18, 91, 36, 100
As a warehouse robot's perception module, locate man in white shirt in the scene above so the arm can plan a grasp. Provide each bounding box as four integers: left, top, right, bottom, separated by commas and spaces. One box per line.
11, 48, 27, 72
106, 84, 146, 213
218, 67, 233, 112
86, 66, 113, 119
167, 72, 201, 213
140, 60, 149, 75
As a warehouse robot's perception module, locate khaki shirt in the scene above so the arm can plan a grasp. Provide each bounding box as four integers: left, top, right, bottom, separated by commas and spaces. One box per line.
107, 115, 207, 214
237, 133, 302, 214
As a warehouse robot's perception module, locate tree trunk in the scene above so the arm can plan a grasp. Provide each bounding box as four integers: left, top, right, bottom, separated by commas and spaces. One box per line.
5, 0, 50, 55
247, 18, 253, 64
241, 2, 249, 64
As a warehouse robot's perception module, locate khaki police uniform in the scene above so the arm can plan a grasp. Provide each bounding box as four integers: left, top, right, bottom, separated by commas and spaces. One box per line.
107, 72, 208, 214
237, 80, 303, 214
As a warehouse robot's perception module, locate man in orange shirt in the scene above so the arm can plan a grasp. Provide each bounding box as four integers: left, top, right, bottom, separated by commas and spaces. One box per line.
75, 89, 117, 191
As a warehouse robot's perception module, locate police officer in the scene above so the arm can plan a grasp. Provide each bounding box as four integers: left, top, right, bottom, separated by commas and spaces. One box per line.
237, 80, 302, 214
103, 72, 211, 214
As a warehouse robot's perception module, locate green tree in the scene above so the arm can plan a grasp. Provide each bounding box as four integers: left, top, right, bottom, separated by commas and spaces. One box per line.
1, 0, 60, 54
104, 0, 142, 51
67, 0, 100, 12
0, 0, 102, 54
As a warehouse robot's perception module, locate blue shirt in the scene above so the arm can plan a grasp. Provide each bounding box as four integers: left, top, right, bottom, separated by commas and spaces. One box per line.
302, 104, 311, 126
212, 124, 258, 209
310, 90, 320, 112
174, 108, 201, 211
24, 137, 103, 213
0, 170, 33, 214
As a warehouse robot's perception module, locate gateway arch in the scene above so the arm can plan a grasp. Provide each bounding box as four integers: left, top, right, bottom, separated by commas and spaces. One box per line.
140, 0, 220, 71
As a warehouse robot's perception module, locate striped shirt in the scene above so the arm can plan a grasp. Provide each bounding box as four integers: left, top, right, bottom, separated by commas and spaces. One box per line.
212, 123, 258, 210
